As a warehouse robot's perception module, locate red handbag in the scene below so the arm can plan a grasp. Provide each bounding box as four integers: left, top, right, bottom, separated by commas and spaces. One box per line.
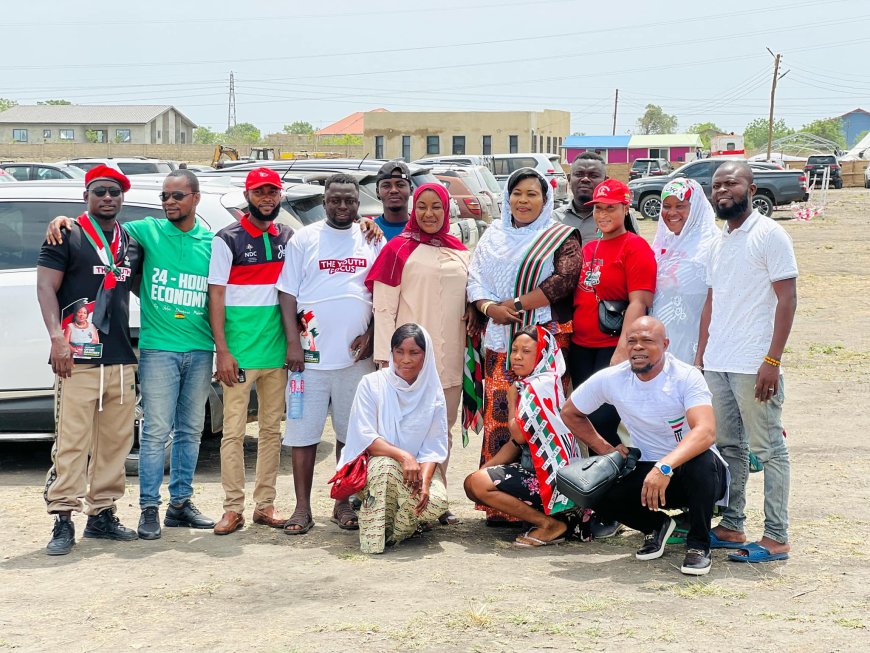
328, 453, 370, 501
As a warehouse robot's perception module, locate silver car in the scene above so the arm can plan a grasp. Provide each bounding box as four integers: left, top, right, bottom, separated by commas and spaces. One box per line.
491, 153, 569, 205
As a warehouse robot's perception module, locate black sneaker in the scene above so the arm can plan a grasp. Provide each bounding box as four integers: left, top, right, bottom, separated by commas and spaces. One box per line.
164, 500, 215, 529
681, 548, 712, 576
138, 506, 162, 540
46, 514, 76, 556
635, 517, 676, 561
83, 509, 139, 541
591, 517, 624, 539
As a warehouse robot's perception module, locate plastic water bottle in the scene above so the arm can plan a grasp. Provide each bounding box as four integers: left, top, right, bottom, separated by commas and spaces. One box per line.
288, 371, 304, 420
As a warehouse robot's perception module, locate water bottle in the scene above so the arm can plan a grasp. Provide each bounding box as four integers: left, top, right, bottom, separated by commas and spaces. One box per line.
288, 371, 304, 420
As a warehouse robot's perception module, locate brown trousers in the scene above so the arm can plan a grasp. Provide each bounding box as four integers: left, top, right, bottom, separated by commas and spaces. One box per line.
220, 367, 287, 513
44, 364, 137, 515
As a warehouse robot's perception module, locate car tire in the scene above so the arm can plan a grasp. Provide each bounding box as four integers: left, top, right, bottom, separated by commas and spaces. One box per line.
752, 193, 774, 217
638, 194, 662, 220
833, 179, 843, 189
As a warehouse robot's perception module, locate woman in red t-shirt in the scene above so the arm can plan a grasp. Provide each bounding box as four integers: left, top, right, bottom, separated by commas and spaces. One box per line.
570, 179, 656, 445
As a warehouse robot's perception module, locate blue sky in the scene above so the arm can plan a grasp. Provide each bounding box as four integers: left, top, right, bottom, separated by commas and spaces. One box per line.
3, 0, 868, 135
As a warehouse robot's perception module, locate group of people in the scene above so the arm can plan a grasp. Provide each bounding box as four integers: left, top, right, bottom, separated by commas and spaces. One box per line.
37, 153, 797, 576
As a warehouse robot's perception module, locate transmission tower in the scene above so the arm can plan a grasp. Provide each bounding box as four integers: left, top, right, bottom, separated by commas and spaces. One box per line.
227, 71, 237, 131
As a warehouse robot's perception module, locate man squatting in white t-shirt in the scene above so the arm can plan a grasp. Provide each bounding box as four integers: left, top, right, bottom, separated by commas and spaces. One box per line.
562, 317, 728, 576
277, 173, 384, 535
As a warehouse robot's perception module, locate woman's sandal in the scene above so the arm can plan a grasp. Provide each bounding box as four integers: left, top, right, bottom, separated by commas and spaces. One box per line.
331, 503, 359, 531
438, 511, 460, 526
283, 510, 314, 535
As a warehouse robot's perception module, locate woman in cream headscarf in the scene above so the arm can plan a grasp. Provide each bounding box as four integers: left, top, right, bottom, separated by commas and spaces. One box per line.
339, 324, 449, 554
651, 178, 719, 364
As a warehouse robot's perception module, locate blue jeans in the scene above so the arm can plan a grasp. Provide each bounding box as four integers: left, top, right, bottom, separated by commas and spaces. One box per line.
138, 349, 213, 508
705, 370, 790, 543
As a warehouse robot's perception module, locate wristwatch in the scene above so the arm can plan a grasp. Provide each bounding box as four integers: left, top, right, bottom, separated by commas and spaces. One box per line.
654, 462, 673, 477
513, 297, 523, 311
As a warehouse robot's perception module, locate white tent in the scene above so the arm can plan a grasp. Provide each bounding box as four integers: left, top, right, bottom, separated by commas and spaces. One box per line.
842, 131, 870, 161
748, 152, 806, 163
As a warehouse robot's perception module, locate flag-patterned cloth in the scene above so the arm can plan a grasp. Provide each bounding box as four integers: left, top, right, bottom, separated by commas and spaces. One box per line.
461, 333, 484, 448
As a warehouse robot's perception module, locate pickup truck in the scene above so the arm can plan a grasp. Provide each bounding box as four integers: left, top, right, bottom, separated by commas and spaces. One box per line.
628, 159, 808, 219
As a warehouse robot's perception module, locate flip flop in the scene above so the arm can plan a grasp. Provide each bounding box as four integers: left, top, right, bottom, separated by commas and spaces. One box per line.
438, 512, 461, 526
709, 530, 749, 550
727, 542, 790, 563
513, 528, 566, 548
283, 512, 314, 535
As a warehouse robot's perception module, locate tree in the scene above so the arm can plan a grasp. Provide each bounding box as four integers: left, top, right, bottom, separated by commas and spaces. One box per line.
636, 104, 678, 135
283, 121, 315, 135
0, 98, 17, 112
193, 126, 221, 144
800, 117, 846, 147
37, 99, 71, 105
743, 117, 793, 151
688, 122, 723, 149
224, 122, 261, 144
320, 134, 362, 146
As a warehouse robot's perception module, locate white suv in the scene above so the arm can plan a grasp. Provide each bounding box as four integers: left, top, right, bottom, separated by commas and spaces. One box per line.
491, 153, 569, 205
57, 157, 177, 176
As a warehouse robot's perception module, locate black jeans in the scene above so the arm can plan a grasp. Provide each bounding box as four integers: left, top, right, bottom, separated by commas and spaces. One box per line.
594, 449, 727, 550
568, 344, 621, 446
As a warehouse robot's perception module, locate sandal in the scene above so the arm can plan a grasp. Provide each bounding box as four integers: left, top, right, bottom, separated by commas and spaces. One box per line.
438, 511, 460, 526
331, 503, 359, 531
283, 509, 314, 535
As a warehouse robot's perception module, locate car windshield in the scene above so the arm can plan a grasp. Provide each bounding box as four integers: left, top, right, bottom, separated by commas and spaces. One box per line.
118, 162, 173, 175
548, 157, 565, 175
286, 195, 327, 226
478, 167, 502, 194
807, 156, 836, 164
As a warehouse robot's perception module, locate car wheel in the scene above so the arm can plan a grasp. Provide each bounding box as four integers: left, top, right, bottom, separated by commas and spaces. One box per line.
639, 194, 662, 220
124, 386, 172, 476
752, 193, 774, 217
833, 179, 843, 189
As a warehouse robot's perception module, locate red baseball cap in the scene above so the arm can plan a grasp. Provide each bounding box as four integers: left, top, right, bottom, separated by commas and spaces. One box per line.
585, 179, 631, 206
85, 164, 130, 193
245, 167, 283, 191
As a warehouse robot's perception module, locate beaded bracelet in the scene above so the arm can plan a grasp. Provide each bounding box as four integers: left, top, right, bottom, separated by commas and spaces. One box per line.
764, 356, 781, 367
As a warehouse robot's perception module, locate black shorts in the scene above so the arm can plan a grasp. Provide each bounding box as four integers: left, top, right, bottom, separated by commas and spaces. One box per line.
485, 463, 543, 511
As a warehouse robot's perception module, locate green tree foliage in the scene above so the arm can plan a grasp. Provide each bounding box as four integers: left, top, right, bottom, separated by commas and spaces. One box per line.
37, 99, 72, 105
743, 117, 793, 150
0, 98, 18, 112
225, 122, 261, 144
688, 122, 723, 149
320, 134, 362, 146
800, 117, 846, 147
283, 121, 315, 135
193, 126, 221, 145
636, 104, 678, 135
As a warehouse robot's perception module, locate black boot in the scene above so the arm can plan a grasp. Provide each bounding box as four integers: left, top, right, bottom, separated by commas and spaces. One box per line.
84, 509, 138, 541
137, 506, 162, 540
46, 514, 76, 556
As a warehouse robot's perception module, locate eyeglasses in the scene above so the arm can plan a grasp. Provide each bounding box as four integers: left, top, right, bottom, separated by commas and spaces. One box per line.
159, 191, 196, 202
90, 186, 122, 197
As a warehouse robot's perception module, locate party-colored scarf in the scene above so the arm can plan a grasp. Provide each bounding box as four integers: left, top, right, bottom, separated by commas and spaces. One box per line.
76, 213, 126, 334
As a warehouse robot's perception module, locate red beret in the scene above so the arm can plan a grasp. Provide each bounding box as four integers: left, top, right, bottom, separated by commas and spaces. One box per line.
85, 164, 131, 193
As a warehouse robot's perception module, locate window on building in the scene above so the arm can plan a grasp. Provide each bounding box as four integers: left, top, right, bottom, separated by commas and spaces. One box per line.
12, 129, 27, 143
539, 135, 544, 153
42, 129, 52, 140
87, 129, 107, 143
452, 135, 466, 155
59, 129, 74, 140
115, 129, 131, 143
426, 135, 439, 155
531, 132, 536, 153
402, 135, 411, 161
180, 131, 186, 144
649, 147, 669, 160
547, 136, 552, 153
375, 135, 384, 159
482, 135, 492, 155
509, 135, 518, 153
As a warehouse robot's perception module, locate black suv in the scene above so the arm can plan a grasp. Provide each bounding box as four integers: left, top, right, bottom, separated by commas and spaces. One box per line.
804, 154, 842, 189
629, 158, 673, 181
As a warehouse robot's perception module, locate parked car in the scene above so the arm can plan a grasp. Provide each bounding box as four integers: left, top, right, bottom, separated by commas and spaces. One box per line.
804, 154, 843, 189
491, 153, 569, 205
0, 169, 14, 183
628, 158, 808, 219
435, 174, 484, 222
57, 156, 177, 176
0, 179, 254, 474
429, 164, 501, 222
865, 162, 870, 189
413, 155, 495, 174
0, 162, 86, 181
628, 158, 673, 181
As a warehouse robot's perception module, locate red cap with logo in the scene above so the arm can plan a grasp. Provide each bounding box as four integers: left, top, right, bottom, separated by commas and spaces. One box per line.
585, 179, 631, 206
245, 167, 283, 191
85, 164, 131, 193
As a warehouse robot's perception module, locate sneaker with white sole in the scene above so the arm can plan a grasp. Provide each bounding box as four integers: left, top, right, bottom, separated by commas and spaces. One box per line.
680, 548, 712, 575
635, 517, 676, 561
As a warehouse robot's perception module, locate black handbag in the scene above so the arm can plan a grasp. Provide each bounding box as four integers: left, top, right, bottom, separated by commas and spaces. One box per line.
555, 447, 641, 509
597, 298, 630, 337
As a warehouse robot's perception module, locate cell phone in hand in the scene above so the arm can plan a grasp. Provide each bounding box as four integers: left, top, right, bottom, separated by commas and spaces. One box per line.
237, 368, 246, 384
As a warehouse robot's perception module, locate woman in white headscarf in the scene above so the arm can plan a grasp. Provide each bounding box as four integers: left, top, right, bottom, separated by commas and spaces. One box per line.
466, 167, 580, 525
651, 178, 719, 364
339, 323, 449, 554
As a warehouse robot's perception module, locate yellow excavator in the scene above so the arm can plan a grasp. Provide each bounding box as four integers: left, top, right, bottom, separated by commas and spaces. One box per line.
212, 145, 240, 169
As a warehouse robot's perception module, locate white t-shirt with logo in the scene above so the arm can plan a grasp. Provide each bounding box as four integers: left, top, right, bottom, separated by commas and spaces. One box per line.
276, 221, 384, 370
704, 210, 798, 374
569, 353, 713, 462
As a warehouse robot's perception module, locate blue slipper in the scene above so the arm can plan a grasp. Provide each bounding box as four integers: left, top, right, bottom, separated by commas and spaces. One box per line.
727, 542, 789, 563
709, 531, 748, 549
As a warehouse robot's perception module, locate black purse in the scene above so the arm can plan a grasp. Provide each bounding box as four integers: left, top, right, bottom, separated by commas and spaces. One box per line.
555, 447, 641, 509
597, 297, 630, 337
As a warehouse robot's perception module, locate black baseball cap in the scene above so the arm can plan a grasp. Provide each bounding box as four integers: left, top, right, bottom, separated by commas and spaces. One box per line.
376, 160, 411, 185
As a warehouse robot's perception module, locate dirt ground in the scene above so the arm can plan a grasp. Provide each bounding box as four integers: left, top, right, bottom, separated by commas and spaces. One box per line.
1, 190, 868, 652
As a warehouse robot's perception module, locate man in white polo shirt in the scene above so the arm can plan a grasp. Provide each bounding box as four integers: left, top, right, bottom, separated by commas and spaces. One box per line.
562, 316, 727, 576
695, 161, 797, 564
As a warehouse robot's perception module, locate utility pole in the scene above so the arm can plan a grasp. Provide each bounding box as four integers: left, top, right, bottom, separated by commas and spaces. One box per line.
612, 89, 619, 136
227, 71, 237, 132
766, 49, 781, 161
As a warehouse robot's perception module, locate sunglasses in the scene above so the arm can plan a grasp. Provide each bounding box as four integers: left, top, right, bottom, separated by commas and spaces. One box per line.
159, 191, 196, 202
90, 186, 122, 198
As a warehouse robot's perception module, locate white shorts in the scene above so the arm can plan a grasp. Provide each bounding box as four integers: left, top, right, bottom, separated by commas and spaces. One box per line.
282, 360, 376, 447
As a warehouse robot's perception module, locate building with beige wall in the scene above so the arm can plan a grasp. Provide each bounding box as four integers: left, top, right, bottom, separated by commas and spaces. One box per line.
0, 105, 196, 145
363, 109, 570, 161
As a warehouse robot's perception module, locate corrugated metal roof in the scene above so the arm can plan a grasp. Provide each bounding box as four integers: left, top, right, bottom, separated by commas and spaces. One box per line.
628, 133, 701, 147
316, 108, 388, 136
0, 104, 195, 126
562, 135, 630, 149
